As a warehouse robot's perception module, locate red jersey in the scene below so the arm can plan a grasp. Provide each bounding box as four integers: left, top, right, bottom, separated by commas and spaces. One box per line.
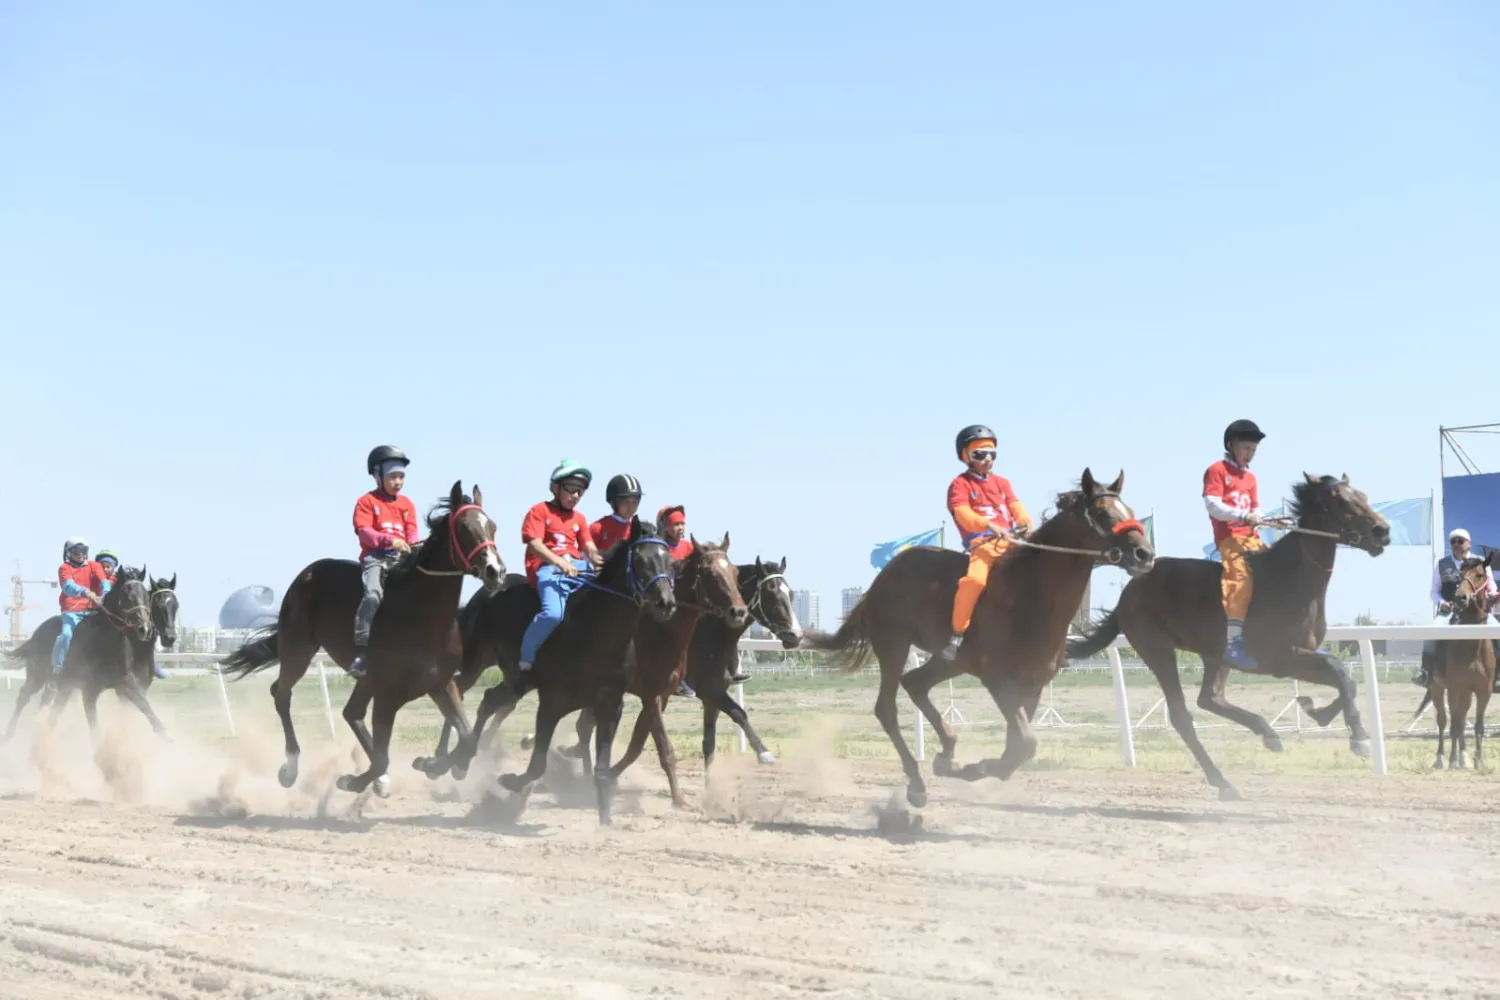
1203, 459, 1259, 544
666, 537, 694, 561
947, 471, 1027, 550
589, 515, 633, 556
353, 490, 421, 560
58, 560, 107, 613
522, 500, 589, 585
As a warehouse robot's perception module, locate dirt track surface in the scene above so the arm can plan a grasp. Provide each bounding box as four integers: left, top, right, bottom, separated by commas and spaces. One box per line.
2, 709, 1499, 1000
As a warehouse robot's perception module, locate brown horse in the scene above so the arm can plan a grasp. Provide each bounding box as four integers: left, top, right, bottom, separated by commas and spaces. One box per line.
43, 569, 181, 742
1427, 553, 1497, 770
566, 535, 749, 806
447, 518, 676, 824
804, 470, 1154, 807
223, 482, 504, 795
1067, 473, 1390, 800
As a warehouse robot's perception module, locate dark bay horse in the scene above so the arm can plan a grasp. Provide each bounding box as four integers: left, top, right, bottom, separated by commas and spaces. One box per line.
447, 517, 676, 824
805, 470, 1154, 807
1067, 473, 1390, 800
1426, 554, 1497, 770
564, 554, 803, 777
46, 569, 180, 742
568, 536, 748, 806
223, 482, 504, 795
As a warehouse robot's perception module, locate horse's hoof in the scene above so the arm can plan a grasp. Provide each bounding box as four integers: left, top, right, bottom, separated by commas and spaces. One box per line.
1218, 785, 1243, 802
1262, 733, 1284, 753
411, 756, 430, 773
451, 763, 469, 781
1349, 738, 1372, 759
931, 753, 954, 777
756, 750, 776, 765
520, 734, 535, 750
906, 785, 927, 809
335, 775, 357, 793
373, 774, 392, 798
498, 773, 526, 794
277, 760, 299, 789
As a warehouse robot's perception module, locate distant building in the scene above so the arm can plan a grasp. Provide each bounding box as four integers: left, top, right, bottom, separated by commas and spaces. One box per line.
792, 590, 820, 632
219, 585, 278, 629
841, 587, 864, 623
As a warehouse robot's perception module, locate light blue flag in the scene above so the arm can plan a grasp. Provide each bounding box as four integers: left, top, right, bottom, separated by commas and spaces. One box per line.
1204, 506, 1285, 561
1372, 497, 1431, 546
871, 527, 943, 568
1140, 514, 1156, 548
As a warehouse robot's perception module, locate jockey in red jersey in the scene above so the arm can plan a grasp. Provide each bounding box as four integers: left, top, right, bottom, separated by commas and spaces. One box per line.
518, 460, 604, 672
590, 474, 643, 557
1204, 419, 1267, 669
935, 425, 1033, 663
657, 505, 694, 560
348, 445, 420, 679
51, 537, 108, 689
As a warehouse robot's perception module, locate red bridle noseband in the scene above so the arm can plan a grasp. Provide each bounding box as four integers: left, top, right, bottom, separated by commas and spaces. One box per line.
447, 504, 498, 573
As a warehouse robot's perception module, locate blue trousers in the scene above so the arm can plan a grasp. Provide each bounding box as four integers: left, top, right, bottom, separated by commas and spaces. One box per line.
52, 611, 89, 672
520, 562, 587, 664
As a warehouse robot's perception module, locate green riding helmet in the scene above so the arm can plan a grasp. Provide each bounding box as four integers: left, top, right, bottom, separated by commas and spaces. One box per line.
550, 459, 593, 488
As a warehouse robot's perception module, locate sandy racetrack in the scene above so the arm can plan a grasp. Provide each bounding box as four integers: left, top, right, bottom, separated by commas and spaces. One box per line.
2, 691, 1498, 999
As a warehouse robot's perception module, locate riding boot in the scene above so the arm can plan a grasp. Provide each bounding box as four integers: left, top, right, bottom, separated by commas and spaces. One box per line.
677, 679, 696, 698
933, 632, 964, 663
348, 647, 368, 679
1224, 635, 1257, 669
729, 670, 750, 684
152, 660, 167, 680
1413, 647, 1436, 688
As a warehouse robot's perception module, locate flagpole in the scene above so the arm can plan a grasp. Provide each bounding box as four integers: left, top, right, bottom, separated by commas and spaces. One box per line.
1430, 485, 1438, 617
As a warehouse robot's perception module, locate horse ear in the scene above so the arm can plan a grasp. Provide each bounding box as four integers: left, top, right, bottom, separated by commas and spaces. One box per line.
141, 565, 148, 584
1340, 473, 1349, 486
1080, 468, 1097, 494
779, 556, 787, 571
473, 484, 483, 507
169, 573, 177, 590
449, 480, 464, 508
689, 533, 699, 548
1304, 472, 1320, 485
1108, 470, 1125, 493
755, 555, 763, 570
720, 531, 730, 552
629, 515, 642, 540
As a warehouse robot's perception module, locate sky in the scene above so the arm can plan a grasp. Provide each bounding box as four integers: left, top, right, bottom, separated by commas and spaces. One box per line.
3, 2, 1498, 632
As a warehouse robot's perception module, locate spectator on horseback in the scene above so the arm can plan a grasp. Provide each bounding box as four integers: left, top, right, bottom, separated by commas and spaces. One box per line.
591, 474, 643, 558
657, 505, 694, 560
348, 445, 420, 680
1205, 419, 1267, 668
935, 425, 1033, 664
518, 460, 604, 672
51, 537, 108, 688
1413, 527, 1500, 689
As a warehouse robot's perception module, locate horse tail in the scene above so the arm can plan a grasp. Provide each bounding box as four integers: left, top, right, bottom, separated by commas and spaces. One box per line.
4, 634, 37, 662
1412, 686, 1433, 720
221, 626, 280, 680
799, 598, 875, 674
1066, 608, 1121, 660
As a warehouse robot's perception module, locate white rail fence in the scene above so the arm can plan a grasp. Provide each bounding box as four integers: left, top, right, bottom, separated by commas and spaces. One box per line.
2, 625, 1482, 776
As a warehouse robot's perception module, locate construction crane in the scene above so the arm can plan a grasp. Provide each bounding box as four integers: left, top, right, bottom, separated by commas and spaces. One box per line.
6, 560, 57, 648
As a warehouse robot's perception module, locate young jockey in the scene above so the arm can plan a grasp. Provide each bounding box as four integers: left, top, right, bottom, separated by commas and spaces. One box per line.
348, 445, 420, 679
936, 425, 1033, 662
51, 537, 108, 688
1204, 419, 1266, 668
95, 550, 120, 592
518, 460, 604, 672
591, 474, 644, 558
657, 506, 695, 560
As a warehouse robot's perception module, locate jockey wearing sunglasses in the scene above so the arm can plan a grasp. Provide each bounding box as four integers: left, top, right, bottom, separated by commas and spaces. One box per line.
935, 424, 1033, 663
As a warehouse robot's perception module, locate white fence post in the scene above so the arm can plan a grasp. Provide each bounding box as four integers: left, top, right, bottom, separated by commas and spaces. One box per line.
914, 706, 925, 760
214, 665, 237, 737
1107, 645, 1136, 767
1357, 638, 1387, 775
734, 679, 747, 754
318, 662, 337, 738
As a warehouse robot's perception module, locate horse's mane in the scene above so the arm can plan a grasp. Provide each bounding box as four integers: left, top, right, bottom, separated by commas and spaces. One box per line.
385, 489, 475, 585
1245, 476, 1335, 579
988, 488, 1092, 575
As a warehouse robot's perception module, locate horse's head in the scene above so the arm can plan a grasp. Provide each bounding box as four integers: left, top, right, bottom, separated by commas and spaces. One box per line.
607, 518, 676, 623
432, 481, 506, 593
1452, 553, 1497, 617
148, 572, 179, 649
745, 556, 801, 648
1056, 469, 1155, 576
1298, 473, 1390, 556
106, 575, 154, 643
679, 534, 749, 628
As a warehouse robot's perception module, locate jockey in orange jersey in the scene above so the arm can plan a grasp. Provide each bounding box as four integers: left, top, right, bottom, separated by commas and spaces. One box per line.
590, 474, 644, 557
1205, 419, 1267, 668
935, 425, 1033, 663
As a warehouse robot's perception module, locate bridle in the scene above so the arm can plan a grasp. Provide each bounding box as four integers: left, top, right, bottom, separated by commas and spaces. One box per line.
1008, 490, 1148, 565
745, 569, 798, 634
100, 582, 154, 639
677, 550, 747, 620
572, 536, 675, 606
416, 504, 499, 578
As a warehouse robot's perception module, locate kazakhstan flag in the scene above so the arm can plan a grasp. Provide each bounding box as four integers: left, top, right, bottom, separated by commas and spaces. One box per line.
871, 527, 943, 568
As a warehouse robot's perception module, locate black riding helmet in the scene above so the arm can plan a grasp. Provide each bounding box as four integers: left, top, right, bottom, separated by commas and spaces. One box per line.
1223, 420, 1265, 452
606, 474, 643, 506
367, 445, 409, 476
955, 424, 996, 461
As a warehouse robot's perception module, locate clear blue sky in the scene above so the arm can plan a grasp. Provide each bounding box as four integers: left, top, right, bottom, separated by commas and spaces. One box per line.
3, 2, 1497, 631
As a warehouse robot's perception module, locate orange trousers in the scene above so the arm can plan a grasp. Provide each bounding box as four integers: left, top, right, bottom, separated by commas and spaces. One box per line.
953, 536, 1012, 634
1216, 534, 1266, 621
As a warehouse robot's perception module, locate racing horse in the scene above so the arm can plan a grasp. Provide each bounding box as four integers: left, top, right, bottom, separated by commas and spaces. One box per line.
1067, 473, 1389, 800
223, 482, 503, 795
804, 470, 1154, 807
563, 554, 803, 777
1424, 553, 1497, 769
44, 569, 180, 742
447, 517, 676, 824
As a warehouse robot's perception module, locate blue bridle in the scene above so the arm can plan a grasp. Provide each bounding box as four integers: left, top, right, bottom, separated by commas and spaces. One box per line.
571, 536, 674, 606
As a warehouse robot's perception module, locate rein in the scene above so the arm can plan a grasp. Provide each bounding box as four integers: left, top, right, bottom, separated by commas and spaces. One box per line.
415, 503, 498, 577
1003, 501, 1148, 564
569, 537, 673, 606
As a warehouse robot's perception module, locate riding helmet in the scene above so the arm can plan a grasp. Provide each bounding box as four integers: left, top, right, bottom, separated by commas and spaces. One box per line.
955, 424, 996, 460
366, 445, 409, 476
63, 537, 88, 559
606, 474, 643, 505
550, 459, 592, 487
96, 548, 120, 566
1223, 419, 1266, 452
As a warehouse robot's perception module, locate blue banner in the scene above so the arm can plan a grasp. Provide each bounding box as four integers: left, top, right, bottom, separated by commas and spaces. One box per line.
871, 527, 943, 568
